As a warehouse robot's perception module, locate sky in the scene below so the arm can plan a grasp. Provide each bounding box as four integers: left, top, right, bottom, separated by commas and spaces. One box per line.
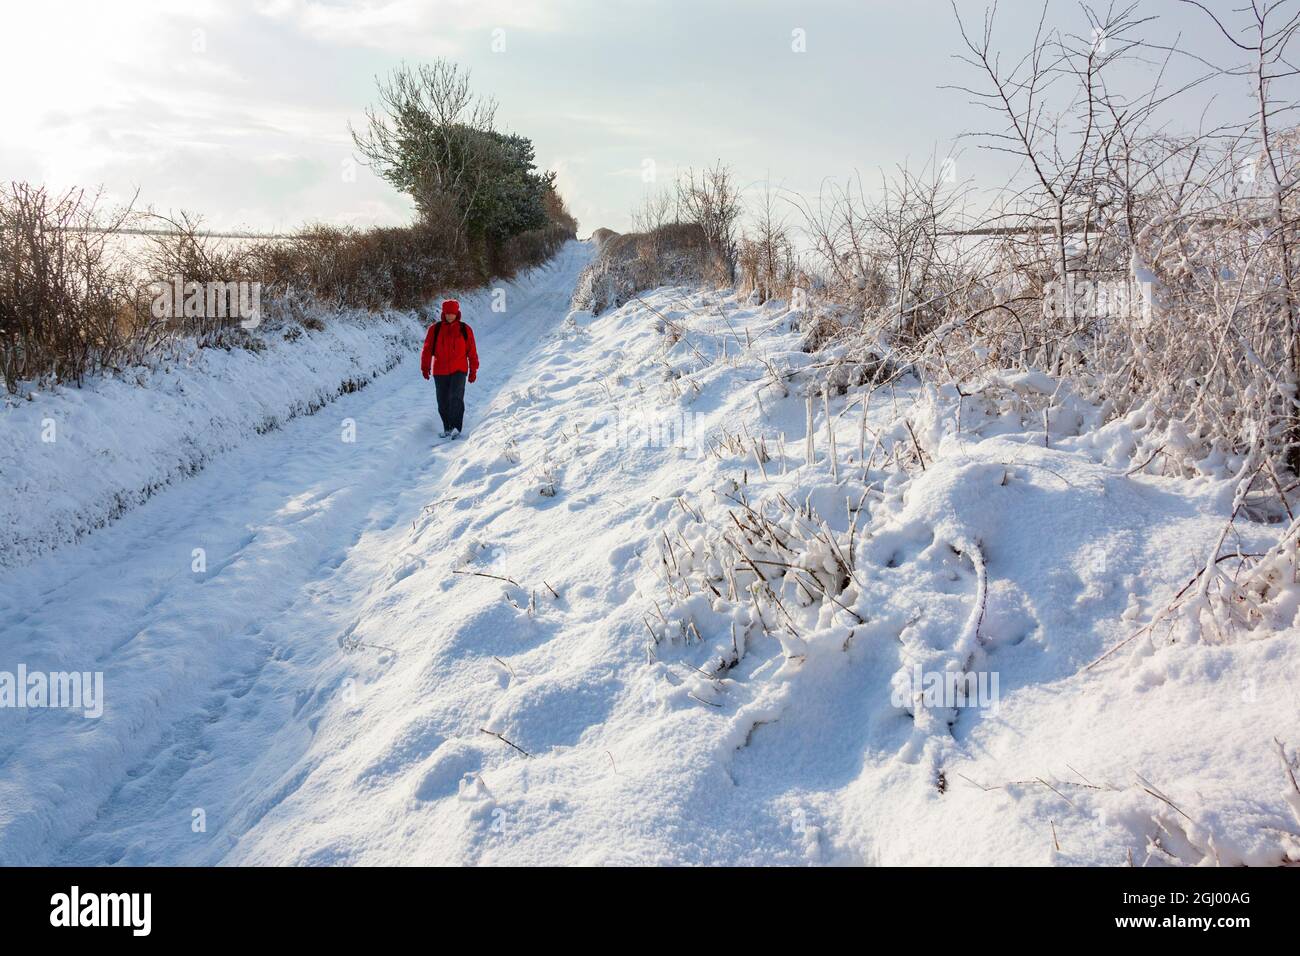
0, 0, 1265, 235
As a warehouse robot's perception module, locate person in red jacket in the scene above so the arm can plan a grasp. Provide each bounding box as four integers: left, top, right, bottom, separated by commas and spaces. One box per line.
420, 298, 479, 439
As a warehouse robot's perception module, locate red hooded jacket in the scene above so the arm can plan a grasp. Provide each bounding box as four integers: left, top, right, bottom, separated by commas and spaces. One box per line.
420, 303, 479, 379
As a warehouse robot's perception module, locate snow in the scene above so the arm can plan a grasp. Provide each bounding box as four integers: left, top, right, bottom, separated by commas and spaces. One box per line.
1, 238, 1298, 866
0, 309, 420, 569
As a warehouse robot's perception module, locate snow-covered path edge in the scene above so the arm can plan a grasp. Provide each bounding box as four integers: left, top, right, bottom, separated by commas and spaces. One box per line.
0, 311, 423, 571
0, 241, 593, 864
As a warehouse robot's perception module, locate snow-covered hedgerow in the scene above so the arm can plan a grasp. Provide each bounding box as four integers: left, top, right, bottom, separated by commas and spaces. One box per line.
570, 223, 716, 315
0, 307, 421, 569
760, 2, 1300, 556
612, 286, 1300, 865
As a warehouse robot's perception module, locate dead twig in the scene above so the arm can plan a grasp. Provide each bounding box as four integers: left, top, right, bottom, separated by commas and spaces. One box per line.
455, 569, 521, 587
480, 728, 532, 758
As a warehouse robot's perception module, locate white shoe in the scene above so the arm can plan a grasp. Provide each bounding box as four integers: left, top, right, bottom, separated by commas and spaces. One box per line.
439, 429, 451, 439
451, 428, 462, 440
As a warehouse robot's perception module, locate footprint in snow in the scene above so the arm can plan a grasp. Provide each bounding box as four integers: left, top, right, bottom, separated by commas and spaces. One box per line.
413, 740, 483, 802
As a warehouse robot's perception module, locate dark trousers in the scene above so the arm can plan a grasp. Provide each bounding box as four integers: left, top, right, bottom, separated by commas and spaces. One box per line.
433, 371, 467, 432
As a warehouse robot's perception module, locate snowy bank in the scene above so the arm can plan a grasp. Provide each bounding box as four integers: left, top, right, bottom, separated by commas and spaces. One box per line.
2, 249, 1297, 865
0, 309, 422, 569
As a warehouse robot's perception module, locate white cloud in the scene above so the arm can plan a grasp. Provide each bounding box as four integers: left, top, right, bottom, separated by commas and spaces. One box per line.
253, 0, 568, 55
0, 0, 1253, 234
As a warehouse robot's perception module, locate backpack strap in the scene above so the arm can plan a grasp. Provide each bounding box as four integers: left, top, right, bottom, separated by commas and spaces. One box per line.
431, 320, 468, 355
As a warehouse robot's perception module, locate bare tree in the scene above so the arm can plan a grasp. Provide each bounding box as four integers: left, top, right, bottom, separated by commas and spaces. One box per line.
738, 180, 797, 303
676, 162, 744, 283
947, 2, 1159, 289
632, 187, 675, 264
1181, 0, 1300, 472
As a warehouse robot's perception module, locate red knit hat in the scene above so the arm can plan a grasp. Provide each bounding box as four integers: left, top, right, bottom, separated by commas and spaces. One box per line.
440, 299, 460, 317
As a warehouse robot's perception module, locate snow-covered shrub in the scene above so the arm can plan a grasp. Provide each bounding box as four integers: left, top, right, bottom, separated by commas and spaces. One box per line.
767, 5, 1300, 511
643, 476, 866, 669
1124, 502, 1300, 651
0, 184, 146, 391
570, 222, 715, 315
747, 6, 1300, 654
